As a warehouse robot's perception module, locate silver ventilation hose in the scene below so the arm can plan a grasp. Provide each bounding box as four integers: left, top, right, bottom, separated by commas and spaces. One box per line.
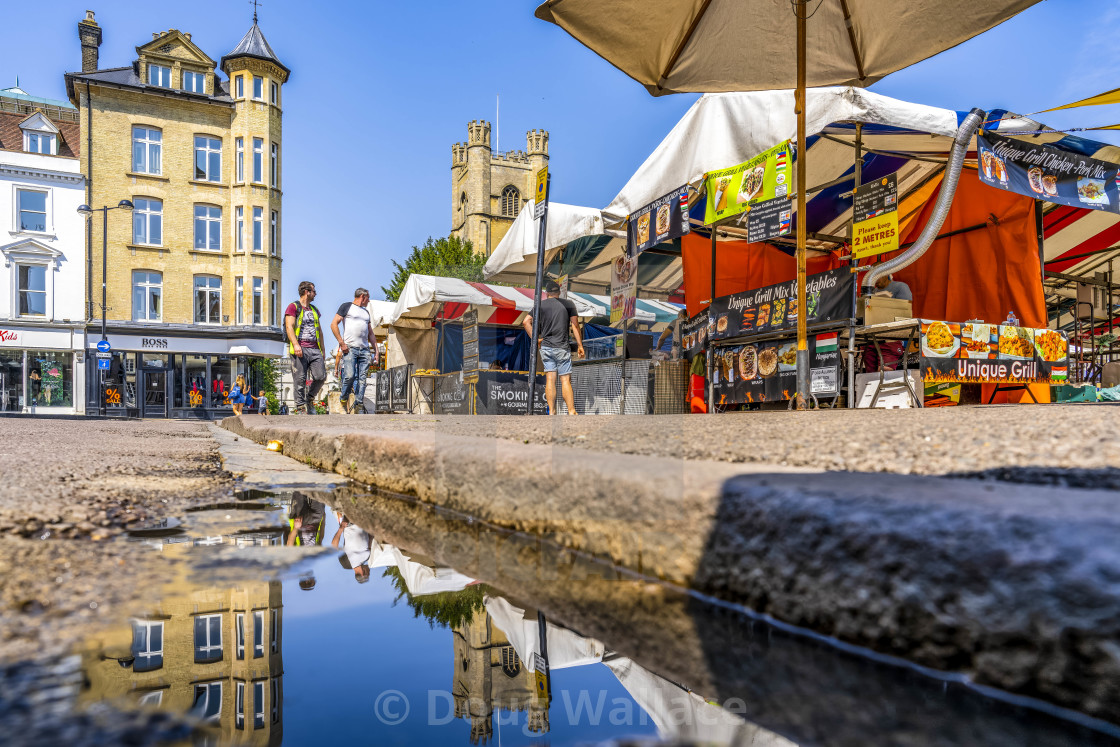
862, 107, 986, 292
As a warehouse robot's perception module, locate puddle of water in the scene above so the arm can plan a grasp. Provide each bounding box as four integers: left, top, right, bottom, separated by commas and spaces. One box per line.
62, 486, 1120, 746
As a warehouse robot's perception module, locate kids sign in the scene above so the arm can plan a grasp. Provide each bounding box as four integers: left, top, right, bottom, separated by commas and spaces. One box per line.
703, 141, 792, 224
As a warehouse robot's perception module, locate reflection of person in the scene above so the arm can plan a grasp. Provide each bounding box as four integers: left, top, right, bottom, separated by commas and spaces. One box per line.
488, 360, 505, 371
285, 280, 326, 415
331, 288, 376, 414
286, 492, 326, 546
873, 274, 913, 301
523, 279, 584, 415
332, 515, 372, 583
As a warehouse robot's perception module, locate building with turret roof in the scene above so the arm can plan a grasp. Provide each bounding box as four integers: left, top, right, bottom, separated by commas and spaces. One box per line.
64, 10, 288, 418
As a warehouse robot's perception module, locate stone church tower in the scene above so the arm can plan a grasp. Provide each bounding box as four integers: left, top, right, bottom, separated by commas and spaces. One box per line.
451, 122, 548, 256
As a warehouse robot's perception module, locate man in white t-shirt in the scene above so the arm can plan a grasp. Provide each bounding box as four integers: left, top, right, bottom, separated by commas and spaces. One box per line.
330, 288, 377, 413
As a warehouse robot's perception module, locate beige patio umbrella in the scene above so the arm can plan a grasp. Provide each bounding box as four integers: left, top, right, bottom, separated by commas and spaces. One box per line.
536, 0, 1040, 407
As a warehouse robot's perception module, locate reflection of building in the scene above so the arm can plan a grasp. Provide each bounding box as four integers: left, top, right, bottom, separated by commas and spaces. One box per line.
450, 121, 548, 256
82, 580, 284, 745
64, 11, 288, 418
0, 83, 87, 414
452, 607, 549, 744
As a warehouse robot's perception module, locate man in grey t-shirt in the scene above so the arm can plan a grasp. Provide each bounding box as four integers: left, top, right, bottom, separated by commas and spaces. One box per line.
523, 279, 584, 415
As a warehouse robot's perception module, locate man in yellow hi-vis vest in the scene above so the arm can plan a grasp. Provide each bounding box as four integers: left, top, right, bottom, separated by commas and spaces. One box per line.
284, 280, 326, 414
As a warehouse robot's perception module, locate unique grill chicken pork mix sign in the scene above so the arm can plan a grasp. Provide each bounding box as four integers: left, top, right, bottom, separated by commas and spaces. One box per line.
977, 131, 1120, 214
920, 320, 1069, 384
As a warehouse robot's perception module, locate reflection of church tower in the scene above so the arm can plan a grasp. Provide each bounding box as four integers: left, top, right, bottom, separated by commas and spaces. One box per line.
451, 608, 549, 743
81, 579, 285, 745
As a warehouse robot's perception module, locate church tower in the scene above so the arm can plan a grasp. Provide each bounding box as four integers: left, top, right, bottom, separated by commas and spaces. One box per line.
451, 122, 549, 256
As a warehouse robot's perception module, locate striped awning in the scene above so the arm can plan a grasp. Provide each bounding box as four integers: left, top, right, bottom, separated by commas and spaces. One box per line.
568, 293, 684, 324
390, 274, 601, 326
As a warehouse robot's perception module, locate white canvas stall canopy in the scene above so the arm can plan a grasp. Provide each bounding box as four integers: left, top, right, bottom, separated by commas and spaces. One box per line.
484, 201, 604, 285
384, 274, 598, 370
485, 200, 684, 299
367, 299, 397, 336
603, 86, 964, 253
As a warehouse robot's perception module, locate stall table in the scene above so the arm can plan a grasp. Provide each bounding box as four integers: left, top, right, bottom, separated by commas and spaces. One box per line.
840, 319, 922, 408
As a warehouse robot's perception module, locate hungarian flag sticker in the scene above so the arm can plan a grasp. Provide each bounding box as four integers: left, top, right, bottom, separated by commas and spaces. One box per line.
816, 331, 838, 353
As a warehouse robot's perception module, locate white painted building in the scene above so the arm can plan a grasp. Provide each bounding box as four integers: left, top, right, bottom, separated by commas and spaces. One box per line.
0, 85, 87, 414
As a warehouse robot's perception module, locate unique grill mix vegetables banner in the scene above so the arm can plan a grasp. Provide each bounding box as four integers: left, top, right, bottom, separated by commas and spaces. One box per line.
628, 186, 690, 255
920, 320, 1069, 383
610, 254, 637, 324
706, 267, 854, 342
977, 131, 1120, 213
712, 331, 841, 403
703, 140, 792, 224
680, 311, 708, 360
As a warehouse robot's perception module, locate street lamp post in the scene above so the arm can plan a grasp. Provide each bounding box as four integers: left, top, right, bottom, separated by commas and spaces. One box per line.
77, 200, 133, 416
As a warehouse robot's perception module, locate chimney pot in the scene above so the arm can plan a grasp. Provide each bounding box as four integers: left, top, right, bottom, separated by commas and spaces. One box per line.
78, 11, 103, 73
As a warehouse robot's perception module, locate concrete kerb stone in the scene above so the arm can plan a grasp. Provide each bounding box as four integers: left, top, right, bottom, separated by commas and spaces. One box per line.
221, 414, 1120, 720
206, 423, 343, 491
221, 415, 800, 582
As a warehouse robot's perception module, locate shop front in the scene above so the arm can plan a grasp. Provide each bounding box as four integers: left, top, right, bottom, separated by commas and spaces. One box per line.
0, 324, 87, 415
85, 326, 284, 419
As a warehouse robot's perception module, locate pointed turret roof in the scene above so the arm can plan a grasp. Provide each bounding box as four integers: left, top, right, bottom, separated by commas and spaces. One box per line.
220, 22, 289, 80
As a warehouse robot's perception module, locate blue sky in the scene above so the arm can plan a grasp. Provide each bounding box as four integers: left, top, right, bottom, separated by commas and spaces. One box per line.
4, 0, 1120, 309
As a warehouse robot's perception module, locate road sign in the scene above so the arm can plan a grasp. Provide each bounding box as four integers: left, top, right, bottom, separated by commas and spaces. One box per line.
96, 340, 111, 353
534, 167, 549, 218
97, 358, 110, 370
95, 351, 112, 359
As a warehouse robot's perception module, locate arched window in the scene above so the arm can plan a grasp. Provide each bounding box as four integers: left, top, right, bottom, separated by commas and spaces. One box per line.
458, 192, 467, 223
501, 186, 520, 217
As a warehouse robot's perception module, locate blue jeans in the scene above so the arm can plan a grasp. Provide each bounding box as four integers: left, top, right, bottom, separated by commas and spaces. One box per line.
340, 346, 371, 407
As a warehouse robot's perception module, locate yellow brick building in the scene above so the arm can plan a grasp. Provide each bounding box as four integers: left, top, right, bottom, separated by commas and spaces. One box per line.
65, 11, 288, 417
82, 576, 285, 745
451, 122, 549, 256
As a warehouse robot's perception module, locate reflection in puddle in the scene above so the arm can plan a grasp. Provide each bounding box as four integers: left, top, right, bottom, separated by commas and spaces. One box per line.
74, 488, 1120, 747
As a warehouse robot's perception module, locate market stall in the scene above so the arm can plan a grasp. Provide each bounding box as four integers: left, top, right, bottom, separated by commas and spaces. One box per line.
603, 86, 1101, 409
486, 202, 691, 413
382, 274, 600, 414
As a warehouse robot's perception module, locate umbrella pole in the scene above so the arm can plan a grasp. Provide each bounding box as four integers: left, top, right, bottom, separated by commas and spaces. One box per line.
709, 228, 716, 414
794, 0, 809, 410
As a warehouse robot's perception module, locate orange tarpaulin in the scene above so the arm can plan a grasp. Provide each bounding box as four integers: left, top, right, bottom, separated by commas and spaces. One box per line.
681, 235, 845, 317
867, 176, 1049, 404
876, 175, 1046, 328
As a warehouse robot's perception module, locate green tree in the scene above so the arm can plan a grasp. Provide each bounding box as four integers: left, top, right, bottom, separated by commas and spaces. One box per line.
382, 566, 487, 629
381, 235, 486, 302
